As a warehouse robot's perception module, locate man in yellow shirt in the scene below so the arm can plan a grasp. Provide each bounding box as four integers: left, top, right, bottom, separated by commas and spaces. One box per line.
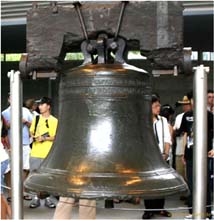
29, 97, 58, 209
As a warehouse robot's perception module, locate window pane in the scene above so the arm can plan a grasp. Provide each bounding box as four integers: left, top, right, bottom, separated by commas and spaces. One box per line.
210, 52, 214, 61
5, 53, 22, 62
128, 51, 147, 60
65, 52, 84, 60
202, 52, 210, 61
191, 51, 198, 61
1, 54, 4, 61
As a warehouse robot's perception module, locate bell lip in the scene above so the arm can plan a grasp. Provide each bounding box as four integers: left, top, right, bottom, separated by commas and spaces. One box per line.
25, 168, 189, 199
25, 180, 189, 200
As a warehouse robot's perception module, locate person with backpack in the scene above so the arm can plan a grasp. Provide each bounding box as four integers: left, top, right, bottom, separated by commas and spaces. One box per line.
29, 97, 58, 209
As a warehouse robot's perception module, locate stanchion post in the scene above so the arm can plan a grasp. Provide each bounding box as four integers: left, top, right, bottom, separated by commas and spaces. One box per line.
8, 70, 23, 220
193, 65, 209, 219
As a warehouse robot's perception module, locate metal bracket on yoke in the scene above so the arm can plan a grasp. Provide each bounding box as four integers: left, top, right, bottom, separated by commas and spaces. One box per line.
81, 33, 126, 65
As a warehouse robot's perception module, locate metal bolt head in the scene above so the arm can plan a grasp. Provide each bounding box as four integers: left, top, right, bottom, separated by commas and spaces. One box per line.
110, 42, 118, 50
87, 44, 94, 53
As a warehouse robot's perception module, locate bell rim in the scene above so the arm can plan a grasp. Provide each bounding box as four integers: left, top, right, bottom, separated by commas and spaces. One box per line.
25, 167, 189, 199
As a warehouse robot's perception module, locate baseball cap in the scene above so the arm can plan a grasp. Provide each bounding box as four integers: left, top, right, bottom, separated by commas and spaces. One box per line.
35, 97, 52, 106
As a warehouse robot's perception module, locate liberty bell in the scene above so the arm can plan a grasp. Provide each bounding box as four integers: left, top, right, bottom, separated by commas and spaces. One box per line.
25, 35, 188, 199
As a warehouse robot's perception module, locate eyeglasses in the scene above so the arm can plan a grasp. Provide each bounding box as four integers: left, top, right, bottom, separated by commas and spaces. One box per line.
208, 96, 214, 99
45, 119, 49, 128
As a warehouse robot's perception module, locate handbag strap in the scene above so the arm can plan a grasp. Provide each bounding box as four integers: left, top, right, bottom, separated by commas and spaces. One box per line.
160, 116, 165, 151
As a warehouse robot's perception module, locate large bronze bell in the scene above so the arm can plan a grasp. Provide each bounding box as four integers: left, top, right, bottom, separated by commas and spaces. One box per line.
25, 37, 188, 199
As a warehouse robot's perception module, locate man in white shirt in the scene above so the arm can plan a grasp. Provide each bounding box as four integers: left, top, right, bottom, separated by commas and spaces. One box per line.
173, 96, 191, 181
2, 94, 33, 201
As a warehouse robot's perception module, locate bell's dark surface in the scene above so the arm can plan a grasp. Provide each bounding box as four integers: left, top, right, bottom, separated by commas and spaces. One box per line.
25, 63, 188, 199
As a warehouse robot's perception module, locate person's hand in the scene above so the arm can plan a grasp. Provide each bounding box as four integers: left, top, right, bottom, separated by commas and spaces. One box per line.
22, 119, 31, 127
181, 154, 186, 164
208, 149, 214, 158
36, 136, 45, 142
22, 119, 27, 123
4, 121, 10, 129
1, 137, 10, 150
162, 153, 169, 161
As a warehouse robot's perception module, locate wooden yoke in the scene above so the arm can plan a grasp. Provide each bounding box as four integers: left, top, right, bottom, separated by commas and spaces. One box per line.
20, 1, 191, 77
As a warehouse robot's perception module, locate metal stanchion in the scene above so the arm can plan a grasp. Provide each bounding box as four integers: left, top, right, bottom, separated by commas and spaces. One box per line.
193, 65, 209, 219
8, 70, 23, 219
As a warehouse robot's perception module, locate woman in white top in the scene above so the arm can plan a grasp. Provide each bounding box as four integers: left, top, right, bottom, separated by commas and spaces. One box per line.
142, 94, 172, 219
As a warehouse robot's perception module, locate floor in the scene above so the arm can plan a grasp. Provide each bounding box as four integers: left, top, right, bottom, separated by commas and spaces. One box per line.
22, 195, 192, 219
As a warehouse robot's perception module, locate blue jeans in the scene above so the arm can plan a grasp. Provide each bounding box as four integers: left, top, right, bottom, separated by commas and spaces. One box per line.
1, 159, 9, 193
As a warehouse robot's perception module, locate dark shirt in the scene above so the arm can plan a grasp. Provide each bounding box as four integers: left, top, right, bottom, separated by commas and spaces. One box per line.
179, 110, 213, 160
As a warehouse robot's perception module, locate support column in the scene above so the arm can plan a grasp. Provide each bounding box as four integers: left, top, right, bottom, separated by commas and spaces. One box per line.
193, 65, 209, 219
8, 70, 23, 220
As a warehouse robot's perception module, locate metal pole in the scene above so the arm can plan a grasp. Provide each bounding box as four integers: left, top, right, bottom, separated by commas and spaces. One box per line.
74, 2, 89, 41
193, 65, 209, 219
114, 1, 128, 39
8, 70, 23, 219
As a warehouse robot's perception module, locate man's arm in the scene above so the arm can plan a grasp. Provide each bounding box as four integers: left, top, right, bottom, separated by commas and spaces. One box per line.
22, 119, 32, 127
35, 135, 55, 142
181, 132, 187, 164
22, 108, 33, 128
